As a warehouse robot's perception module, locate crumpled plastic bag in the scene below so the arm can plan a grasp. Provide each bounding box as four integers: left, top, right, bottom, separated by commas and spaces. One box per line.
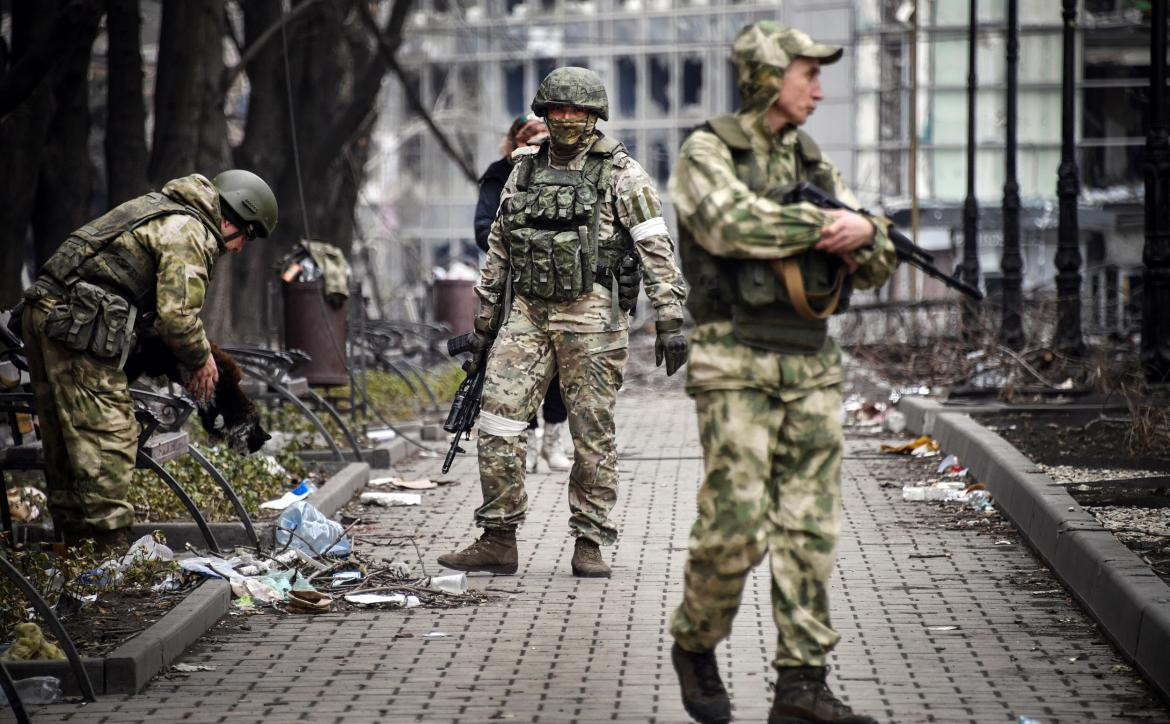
275, 501, 350, 557
0, 623, 65, 661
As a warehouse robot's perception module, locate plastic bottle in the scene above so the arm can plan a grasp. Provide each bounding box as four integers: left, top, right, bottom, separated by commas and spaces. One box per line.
12, 676, 61, 705
275, 500, 350, 556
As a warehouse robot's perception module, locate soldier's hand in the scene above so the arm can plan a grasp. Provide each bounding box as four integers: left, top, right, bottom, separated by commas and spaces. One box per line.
654, 319, 688, 377
463, 330, 495, 375
186, 353, 219, 404
617, 255, 641, 314
816, 210, 875, 255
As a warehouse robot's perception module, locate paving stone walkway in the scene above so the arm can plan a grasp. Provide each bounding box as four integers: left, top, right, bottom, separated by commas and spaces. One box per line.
32, 385, 1170, 723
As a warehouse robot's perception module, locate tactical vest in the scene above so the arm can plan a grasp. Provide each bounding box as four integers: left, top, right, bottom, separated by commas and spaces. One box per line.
29, 191, 214, 365
38, 191, 212, 310
501, 135, 631, 307
679, 115, 850, 354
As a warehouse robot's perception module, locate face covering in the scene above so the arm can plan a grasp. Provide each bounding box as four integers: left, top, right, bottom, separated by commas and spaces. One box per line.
546, 114, 597, 151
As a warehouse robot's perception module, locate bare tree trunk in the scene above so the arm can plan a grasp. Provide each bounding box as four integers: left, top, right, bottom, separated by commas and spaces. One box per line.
29, 2, 103, 268
0, 4, 57, 306
105, 0, 149, 205
149, 0, 228, 186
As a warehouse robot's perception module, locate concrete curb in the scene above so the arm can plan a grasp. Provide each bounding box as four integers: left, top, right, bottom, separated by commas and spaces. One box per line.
897, 398, 1170, 700
3, 579, 230, 695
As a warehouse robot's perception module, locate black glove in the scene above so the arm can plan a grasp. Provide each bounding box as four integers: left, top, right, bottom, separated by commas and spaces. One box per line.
461, 317, 497, 374
617, 254, 641, 314
654, 319, 687, 376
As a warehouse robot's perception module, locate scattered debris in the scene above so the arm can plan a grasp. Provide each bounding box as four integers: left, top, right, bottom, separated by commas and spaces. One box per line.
360, 491, 422, 507
260, 479, 317, 511
369, 476, 438, 490
172, 663, 217, 672
881, 436, 940, 457
5, 486, 46, 522
0, 623, 65, 661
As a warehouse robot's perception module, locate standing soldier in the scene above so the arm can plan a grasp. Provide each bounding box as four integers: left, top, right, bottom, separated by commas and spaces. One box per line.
438, 67, 688, 578
21, 170, 277, 551
667, 22, 896, 724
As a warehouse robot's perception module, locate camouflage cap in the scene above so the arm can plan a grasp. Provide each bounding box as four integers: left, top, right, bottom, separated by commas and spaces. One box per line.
731, 21, 843, 112
531, 66, 609, 121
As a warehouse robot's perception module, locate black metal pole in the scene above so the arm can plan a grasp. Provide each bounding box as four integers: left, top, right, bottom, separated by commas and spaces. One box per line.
1143, 0, 1170, 381
1055, 0, 1085, 356
1000, 0, 1025, 349
962, 0, 981, 339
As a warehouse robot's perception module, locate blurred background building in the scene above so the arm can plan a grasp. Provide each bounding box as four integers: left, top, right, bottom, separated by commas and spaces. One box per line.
363, 0, 1150, 336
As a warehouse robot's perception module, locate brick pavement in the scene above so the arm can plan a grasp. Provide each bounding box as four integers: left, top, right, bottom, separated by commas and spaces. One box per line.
30, 385, 1170, 723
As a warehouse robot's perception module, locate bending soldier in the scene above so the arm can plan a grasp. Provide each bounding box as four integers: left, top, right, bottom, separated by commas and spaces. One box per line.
667, 22, 897, 724
438, 66, 688, 578
21, 170, 278, 551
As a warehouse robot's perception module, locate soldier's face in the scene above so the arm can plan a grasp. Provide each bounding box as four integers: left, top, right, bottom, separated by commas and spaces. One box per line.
221, 218, 248, 253
774, 57, 823, 126
546, 105, 596, 147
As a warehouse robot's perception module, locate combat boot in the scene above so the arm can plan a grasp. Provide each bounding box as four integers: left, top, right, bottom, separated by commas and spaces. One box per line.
570, 537, 611, 578
540, 422, 571, 471
670, 643, 732, 724
436, 528, 518, 574
768, 666, 878, 724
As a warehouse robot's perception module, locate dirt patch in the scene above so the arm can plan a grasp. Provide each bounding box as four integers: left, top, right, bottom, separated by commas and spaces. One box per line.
56, 588, 190, 658
970, 411, 1170, 585
982, 410, 1170, 474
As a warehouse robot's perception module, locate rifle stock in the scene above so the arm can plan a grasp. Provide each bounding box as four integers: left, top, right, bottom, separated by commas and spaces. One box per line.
784, 182, 984, 301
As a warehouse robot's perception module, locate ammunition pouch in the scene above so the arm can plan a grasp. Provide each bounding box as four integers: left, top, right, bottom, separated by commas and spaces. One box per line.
42, 281, 137, 367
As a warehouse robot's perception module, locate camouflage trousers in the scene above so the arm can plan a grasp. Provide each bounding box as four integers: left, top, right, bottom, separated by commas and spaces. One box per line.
475, 307, 628, 545
22, 300, 138, 533
670, 385, 843, 669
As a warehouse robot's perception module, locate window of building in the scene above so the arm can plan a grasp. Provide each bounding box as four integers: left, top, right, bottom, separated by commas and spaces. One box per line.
649, 55, 671, 114
617, 56, 637, 117
682, 56, 703, 110
727, 59, 741, 110
504, 63, 526, 116
536, 57, 558, 85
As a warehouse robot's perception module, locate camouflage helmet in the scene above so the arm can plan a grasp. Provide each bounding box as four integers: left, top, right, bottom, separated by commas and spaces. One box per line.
732, 21, 843, 112
531, 67, 609, 122
213, 169, 278, 238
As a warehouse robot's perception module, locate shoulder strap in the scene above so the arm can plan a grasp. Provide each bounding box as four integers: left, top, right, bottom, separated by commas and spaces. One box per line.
589, 133, 622, 156
706, 114, 752, 151
795, 130, 822, 164
512, 145, 541, 191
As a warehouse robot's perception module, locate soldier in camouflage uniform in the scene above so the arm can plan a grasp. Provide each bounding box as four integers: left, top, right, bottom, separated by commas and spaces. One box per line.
438, 67, 688, 578
21, 170, 277, 550
667, 22, 897, 724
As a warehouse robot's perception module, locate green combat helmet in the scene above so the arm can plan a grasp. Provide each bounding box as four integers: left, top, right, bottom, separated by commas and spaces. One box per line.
213, 169, 278, 238
531, 66, 609, 121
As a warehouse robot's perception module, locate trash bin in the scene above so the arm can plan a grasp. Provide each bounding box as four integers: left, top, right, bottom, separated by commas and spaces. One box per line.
283, 279, 349, 386
433, 279, 477, 336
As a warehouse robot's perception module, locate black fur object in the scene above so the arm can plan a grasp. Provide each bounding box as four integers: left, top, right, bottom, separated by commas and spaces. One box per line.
124, 337, 270, 454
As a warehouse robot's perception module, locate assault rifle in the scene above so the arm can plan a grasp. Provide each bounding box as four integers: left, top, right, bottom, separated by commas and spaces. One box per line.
441, 331, 489, 474
783, 182, 984, 301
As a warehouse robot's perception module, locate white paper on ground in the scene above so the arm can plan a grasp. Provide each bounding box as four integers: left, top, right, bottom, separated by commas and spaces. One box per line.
344, 592, 407, 606
360, 491, 421, 507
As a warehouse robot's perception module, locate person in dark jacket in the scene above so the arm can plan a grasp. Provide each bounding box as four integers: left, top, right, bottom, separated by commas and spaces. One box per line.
474, 113, 548, 252
474, 113, 571, 472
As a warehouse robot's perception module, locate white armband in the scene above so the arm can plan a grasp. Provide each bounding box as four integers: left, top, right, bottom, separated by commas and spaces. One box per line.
629, 217, 669, 242
477, 410, 531, 437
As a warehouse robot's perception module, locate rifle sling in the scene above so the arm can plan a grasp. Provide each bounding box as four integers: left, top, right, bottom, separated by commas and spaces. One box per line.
771, 258, 848, 321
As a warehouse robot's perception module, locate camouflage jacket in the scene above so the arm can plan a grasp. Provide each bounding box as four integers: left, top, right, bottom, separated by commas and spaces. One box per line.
669, 112, 897, 398
476, 132, 686, 335
32, 175, 225, 371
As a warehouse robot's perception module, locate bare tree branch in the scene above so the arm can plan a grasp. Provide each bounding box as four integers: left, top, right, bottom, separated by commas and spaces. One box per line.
220, 0, 325, 100
355, 0, 477, 184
